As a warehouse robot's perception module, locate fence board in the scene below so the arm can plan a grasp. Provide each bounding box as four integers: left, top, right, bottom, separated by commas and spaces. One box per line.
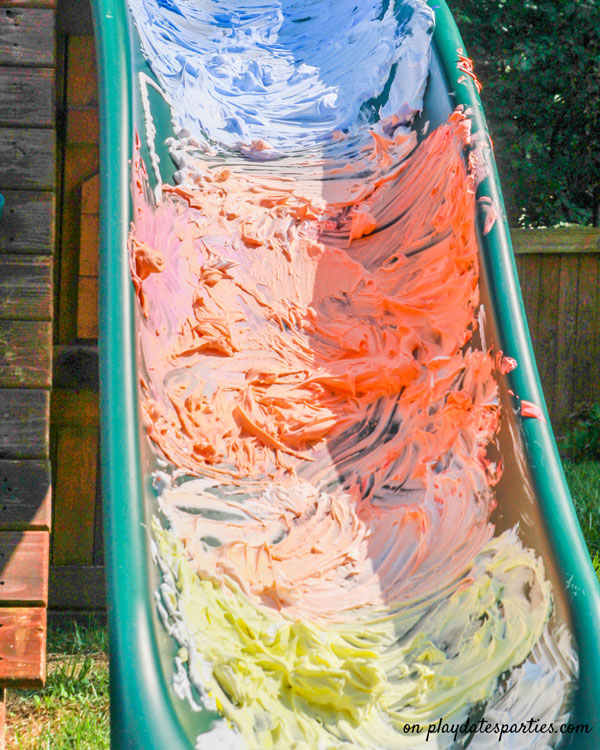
57, 144, 98, 342
0, 320, 52, 388
92, 447, 103, 566
0, 67, 54, 126
0, 607, 46, 687
78, 172, 100, 338
51, 389, 99, 566
51, 388, 98, 426
0, 8, 54, 66
66, 36, 97, 107
66, 107, 99, 145
535, 258, 560, 423
51, 426, 97, 566
0, 191, 54, 254
0, 128, 54, 190
573, 255, 600, 411
0, 255, 52, 321
513, 228, 600, 424
81, 173, 99, 214
554, 254, 580, 425
79, 213, 99, 276
0, 460, 51, 530
515, 254, 540, 351
0, 389, 49, 459
77, 276, 98, 339
591, 257, 600, 409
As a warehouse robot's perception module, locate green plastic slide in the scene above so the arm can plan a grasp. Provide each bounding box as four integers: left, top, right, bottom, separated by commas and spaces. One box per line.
92, 0, 600, 746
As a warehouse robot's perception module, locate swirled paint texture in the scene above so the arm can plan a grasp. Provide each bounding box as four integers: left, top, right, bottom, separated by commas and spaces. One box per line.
128, 0, 434, 153
126, 0, 576, 746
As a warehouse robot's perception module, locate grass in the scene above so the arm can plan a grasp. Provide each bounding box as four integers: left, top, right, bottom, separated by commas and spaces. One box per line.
3, 463, 600, 747
563, 460, 600, 577
6, 618, 110, 749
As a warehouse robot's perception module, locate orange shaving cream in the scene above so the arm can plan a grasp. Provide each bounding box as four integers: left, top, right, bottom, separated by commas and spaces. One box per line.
130, 109, 570, 747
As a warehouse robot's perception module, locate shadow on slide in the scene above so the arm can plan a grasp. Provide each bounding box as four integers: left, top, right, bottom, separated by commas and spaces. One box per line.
91, 0, 600, 747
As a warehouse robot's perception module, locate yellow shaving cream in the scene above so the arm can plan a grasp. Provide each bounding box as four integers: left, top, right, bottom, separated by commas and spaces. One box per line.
154, 522, 551, 749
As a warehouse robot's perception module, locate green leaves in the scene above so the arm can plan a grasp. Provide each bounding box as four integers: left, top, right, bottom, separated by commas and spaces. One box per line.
562, 460, 600, 581
562, 404, 600, 463
450, 0, 600, 226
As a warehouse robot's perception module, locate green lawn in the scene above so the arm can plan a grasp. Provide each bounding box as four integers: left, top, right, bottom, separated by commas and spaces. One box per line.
563, 461, 600, 573
5, 462, 600, 748
6, 619, 110, 749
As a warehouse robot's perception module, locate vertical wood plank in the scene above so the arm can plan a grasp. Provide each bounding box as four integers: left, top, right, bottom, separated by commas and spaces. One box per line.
555, 254, 580, 426
66, 108, 99, 145
51, 389, 99, 425
77, 276, 98, 339
55, 35, 100, 342
574, 255, 600, 410
52, 426, 98, 566
66, 36, 97, 107
81, 173, 99, 214
77, 170, 100, 339
78, 213, 99, 276
592, 255, 600, 409
515, 253, 541, 355
92, 439, 103, 566
536, 255, 561, 426
57, 144, 99, 342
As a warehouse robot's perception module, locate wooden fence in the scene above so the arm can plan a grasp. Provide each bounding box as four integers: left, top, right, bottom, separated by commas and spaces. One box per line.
513, 227, 600, 426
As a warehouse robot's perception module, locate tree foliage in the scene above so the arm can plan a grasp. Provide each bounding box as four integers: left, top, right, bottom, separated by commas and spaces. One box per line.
450, 0, 600, 227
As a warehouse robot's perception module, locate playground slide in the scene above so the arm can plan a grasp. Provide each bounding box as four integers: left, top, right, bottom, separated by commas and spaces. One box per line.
92, 0, 600, 747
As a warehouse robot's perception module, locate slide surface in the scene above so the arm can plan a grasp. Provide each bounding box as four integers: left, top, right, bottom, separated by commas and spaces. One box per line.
92, 0, 600, 747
